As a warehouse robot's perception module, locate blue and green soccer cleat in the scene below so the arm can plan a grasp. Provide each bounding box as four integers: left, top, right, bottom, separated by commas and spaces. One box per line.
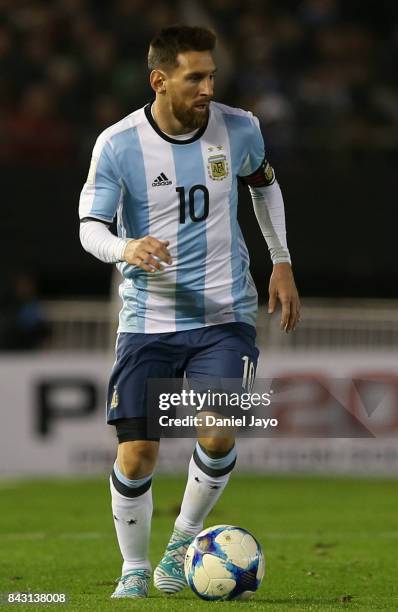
111, 568, 151, 598
154, 529, 195, 594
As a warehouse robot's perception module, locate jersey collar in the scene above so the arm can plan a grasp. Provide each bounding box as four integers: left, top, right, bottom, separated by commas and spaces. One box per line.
144, 101, 209, 145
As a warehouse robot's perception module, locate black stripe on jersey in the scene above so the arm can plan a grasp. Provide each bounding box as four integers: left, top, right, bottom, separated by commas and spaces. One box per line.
145, 101, 208, 145
80, 216, 111, 226
239, 158, 276, 188
160, 172, 168, 181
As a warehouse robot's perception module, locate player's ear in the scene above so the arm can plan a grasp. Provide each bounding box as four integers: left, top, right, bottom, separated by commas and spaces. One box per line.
150, 69, 167, 94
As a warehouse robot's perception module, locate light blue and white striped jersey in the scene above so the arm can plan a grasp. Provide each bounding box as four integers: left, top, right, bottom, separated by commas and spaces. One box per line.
79, 101, 265, 333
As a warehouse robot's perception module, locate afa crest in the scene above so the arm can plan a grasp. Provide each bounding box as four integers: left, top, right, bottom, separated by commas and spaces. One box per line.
207, 154, 229, 180
110, 386, 119, 409
264, 161, 275, 184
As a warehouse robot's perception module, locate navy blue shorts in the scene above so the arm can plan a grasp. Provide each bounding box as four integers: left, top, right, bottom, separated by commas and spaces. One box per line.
106, 322, 259, 431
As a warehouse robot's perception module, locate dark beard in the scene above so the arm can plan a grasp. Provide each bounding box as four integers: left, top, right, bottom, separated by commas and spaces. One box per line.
171, 98, 209, 130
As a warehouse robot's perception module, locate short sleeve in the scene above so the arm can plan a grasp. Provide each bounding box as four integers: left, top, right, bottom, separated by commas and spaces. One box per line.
238, 114, 265, 178
238, 114, 276, 188
79, 136, 122, 223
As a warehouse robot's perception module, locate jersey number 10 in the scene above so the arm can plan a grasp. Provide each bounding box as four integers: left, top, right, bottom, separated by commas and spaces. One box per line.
176, 185, 209, 223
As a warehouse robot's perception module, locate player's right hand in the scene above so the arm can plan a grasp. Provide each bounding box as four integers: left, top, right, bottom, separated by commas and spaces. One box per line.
122, 235, 172, 272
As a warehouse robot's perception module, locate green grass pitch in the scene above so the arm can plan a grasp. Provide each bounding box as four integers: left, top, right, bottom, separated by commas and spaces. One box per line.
0, 475, 397, 611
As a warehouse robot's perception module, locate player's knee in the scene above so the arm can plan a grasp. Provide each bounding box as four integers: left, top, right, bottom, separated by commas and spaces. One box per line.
199, 437, 235, 457
117, 440, 159, 479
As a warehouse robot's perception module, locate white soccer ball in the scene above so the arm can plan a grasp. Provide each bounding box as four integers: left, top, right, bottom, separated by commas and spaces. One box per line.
184, 524, 265, 601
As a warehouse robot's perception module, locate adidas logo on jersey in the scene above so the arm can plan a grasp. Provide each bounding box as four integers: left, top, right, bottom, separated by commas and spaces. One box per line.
152, 172, 172, 187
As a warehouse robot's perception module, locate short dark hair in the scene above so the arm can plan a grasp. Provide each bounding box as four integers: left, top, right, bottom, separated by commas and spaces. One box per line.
148, 24, 216, 71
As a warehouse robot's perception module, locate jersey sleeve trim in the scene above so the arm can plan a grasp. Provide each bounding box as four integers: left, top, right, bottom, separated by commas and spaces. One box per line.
80, 215, 112, 225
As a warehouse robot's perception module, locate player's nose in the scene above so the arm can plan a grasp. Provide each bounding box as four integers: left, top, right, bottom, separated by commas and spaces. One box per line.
199, 77, 213, 98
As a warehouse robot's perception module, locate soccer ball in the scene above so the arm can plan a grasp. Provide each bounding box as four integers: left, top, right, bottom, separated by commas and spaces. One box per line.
184, 524, 265, 601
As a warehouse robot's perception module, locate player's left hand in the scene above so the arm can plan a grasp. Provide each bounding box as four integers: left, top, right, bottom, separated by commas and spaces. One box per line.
268, 263, 300, 333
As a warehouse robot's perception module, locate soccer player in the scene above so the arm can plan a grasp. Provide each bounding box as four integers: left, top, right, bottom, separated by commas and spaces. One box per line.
79, 25, 300, 599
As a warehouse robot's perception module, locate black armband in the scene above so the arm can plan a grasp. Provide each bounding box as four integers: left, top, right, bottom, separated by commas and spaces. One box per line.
240, 158, 275, 188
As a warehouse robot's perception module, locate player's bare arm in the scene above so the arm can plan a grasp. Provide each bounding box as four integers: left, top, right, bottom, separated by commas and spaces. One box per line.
268, 262, 300, 333
123, 235, 172, 272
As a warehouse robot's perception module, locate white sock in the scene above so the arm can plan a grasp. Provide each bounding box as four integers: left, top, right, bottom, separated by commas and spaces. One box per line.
110, 462, 153, 575
174, 443, 237, 536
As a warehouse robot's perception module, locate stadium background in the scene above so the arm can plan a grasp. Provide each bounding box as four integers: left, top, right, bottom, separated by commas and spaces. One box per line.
0, 1, 397, 609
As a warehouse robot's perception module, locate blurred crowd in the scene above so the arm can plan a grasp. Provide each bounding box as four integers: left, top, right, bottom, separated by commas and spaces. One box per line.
0, 0, 397, 163
0, 271, 48, 350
